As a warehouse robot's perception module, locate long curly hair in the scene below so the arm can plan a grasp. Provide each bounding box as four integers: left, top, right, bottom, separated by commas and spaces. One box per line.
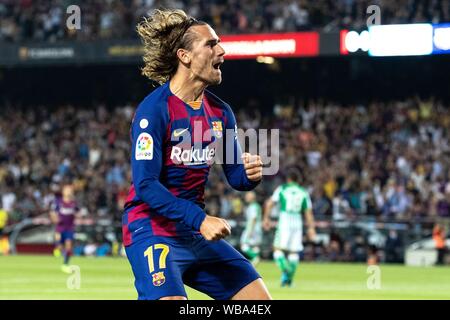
137, 9, 206, 84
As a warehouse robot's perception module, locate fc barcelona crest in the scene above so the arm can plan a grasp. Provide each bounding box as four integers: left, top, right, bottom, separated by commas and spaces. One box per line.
152, 271, 166, 286
212, 121, 223, 138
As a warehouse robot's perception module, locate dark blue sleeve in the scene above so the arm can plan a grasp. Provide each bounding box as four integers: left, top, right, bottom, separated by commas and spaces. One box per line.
131, 97, 206, 231
221, 104, 261, 191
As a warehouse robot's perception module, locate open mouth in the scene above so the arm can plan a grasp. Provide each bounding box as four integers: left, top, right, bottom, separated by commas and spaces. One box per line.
213, 61, 223, 70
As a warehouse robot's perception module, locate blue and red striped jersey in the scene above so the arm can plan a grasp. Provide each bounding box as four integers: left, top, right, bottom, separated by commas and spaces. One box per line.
51, 198, 78, 233
122, 82, 259, 246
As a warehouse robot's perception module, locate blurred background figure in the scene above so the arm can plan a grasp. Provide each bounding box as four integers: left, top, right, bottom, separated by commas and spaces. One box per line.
385, 230, 403, 264
432, 223, 447, 265
240, 191, 263, 266
49, 182, 80, 273
367, 245, 379, 266
0, 207, 9, 255
264, 169, 316, 287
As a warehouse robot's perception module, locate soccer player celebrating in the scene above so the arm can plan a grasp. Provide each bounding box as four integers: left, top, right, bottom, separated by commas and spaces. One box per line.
263, 170, 316, 287
240, 191, 263, 266
122, 9, 271, 300
49, 183, 79, 273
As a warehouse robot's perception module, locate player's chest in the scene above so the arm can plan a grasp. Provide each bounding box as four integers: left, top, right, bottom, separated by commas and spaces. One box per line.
166, 112, 225, 166
168, 112, 224, 144
59, 206, 76, 215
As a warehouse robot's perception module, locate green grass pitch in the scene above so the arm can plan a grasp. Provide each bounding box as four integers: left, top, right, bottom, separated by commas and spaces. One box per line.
1, 255, 449, 300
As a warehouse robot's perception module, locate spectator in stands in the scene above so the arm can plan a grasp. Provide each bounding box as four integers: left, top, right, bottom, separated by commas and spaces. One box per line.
0, 208, 9, 255
385, 229, 403, 263
0, 0, 449, 43
433, 223, 447, 265
327, 228, 343, 261
332, 192, 351, 221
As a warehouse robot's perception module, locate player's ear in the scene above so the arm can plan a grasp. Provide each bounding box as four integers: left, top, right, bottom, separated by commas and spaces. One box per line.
177, 48, 191, 65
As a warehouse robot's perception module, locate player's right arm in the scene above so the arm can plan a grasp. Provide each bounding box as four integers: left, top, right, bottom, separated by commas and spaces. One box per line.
132, 98, 207, 231
262, 199, 274, 231
263, 186, 280, 230
132, 97, 229, 240
49, 201, 58, 224
246, 205, 258, 235
49, 211, 58, 224
304, 208, 316, 241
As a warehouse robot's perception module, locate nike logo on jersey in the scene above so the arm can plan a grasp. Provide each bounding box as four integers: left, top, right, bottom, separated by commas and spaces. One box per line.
173, 128, 189, 137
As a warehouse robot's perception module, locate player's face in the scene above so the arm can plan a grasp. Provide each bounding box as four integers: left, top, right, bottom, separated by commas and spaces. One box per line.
62, 185, 74, 199
188, 25, 225, 85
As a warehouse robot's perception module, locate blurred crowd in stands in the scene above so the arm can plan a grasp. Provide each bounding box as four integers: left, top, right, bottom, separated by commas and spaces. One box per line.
1, 96, 449, 228
0, 103, 132, 225
255, 96, 450, 223
0, 0, 449, 42
1, 95, 449, 261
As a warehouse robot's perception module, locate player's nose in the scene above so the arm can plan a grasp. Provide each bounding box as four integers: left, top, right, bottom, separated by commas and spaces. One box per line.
216, 44, 225, 57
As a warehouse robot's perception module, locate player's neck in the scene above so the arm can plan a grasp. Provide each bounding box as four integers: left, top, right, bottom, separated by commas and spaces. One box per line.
169, 74, 206, 103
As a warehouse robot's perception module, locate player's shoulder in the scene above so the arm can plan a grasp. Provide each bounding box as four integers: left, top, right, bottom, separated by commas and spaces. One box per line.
135, 82, 171, 118
205, 89, 233, 113
50, 197, 61, 209
53, 196, 62, 204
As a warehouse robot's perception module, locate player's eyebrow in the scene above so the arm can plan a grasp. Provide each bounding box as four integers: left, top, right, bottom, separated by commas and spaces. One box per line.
206, 38, 220, 46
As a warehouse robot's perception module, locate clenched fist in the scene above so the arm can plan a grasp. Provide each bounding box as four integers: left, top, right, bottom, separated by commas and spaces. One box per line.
200, 215, 231, 241
242, 153, 263, 182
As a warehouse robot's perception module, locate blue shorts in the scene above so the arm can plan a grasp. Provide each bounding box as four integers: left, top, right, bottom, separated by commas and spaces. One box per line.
58, 231, 74, 244
125, 234, 261, 300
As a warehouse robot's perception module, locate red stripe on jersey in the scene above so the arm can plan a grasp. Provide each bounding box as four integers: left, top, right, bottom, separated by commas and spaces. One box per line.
168, 95, 189, 120
122, 225, 132, 246
183, 168, 208, 191
168, 186, 181, 197
203, 96, 224, 119
127, 203, 151, 223
183, 168, 208, 204
164, 111, 174, 166
164, 147, 174, 166
150, 214, 178, 236
125, 184, 136, 205
197, 180, 206, 204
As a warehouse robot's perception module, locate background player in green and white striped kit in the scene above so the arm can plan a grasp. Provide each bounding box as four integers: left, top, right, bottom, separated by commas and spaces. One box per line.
263, 170, 316, 287
240, 191, 263, 266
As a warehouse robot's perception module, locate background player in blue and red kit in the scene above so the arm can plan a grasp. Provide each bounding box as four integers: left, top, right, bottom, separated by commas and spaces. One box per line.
50, 183, 79, 273
122, 9, 272, 300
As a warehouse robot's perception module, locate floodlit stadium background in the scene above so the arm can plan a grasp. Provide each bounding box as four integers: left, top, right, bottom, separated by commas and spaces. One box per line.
0, 0, 449, 299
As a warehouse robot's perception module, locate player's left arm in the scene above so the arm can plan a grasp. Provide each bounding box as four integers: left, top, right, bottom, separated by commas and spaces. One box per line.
221, 105, 262, 191
74, 205, 82, 219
